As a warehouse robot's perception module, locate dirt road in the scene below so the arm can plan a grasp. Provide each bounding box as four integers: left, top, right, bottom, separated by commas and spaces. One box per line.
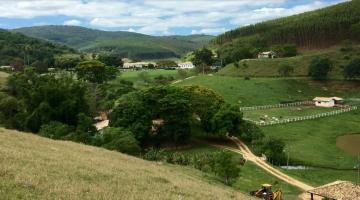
214, 137, 314, 191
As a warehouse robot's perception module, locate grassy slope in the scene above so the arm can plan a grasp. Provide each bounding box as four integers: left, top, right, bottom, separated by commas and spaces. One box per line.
218, 46, 360, 78
0, 128, 251, 200
175, 75, 360, 185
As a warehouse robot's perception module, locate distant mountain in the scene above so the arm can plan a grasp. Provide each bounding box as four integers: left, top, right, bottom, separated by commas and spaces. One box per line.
0, 29, 74, 68
14, 26, 215, 60
213, 0, 360, 49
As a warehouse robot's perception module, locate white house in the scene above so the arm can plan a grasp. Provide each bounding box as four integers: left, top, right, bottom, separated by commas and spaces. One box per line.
258, 51, 276, 59
0, 66, 14, 71
178, 62, 195, 69
313, 97, 344, 107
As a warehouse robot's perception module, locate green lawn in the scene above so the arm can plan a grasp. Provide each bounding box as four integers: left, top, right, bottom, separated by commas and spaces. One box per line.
243, 106, 338, 121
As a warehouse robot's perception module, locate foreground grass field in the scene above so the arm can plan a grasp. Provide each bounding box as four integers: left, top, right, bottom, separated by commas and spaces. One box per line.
0, 128, 250, 200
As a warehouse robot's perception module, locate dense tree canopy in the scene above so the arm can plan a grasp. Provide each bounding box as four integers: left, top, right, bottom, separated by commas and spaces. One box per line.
0, 29, 74, 70
76, 60, 119, 84
2, 67, 91, 133
97, 54, 124, 67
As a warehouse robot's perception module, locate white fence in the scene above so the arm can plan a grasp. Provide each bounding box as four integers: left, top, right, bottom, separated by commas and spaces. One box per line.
239, 101, 314, 111
244, 106, 358, 126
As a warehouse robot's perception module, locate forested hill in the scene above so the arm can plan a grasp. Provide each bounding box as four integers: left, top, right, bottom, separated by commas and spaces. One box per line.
0, 29, 75, 68
213, 0, 360, 49
14, 25, 214, 60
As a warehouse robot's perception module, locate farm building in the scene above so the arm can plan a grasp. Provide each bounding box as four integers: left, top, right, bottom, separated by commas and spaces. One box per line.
307, 181, 360, 200
123, 62, 155, 69
0, 65, 14, 71
313, 97, 344, 108
178, 62, 195, 69
258, 51, 276, 59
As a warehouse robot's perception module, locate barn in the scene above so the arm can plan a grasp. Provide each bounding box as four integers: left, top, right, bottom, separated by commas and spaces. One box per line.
313, 97, 344, 108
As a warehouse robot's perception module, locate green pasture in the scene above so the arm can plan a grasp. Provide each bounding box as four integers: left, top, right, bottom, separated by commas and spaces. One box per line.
243, 106, 338, 122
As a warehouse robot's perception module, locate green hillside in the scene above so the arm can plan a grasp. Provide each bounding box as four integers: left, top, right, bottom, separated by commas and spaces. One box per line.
0, 128, 250, 200
0, 29, 74, 68
213, 0, 360, 48
13, 26, 214, 60
218, 46, 360, 78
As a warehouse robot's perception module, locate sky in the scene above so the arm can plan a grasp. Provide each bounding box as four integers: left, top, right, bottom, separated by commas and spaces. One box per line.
0, 0, 348, 36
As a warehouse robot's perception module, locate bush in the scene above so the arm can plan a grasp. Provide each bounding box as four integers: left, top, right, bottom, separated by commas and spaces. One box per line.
39, 121, 71, 139
259, 137, 286, 165
212, 151, 241, 185
211, 104, 244, 136
278, 63, 294, 77
308, 57, 333, 80
343, 58, 360, 79
101, 127, 141, 155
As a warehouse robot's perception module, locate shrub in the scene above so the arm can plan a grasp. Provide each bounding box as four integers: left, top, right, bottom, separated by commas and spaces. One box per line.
101, 127, 141, 155
308, 57, 333, 80
343, 58, 360, 79
39, 121, 71, 139
212, 151, 241, 185
278, 63, 294, 77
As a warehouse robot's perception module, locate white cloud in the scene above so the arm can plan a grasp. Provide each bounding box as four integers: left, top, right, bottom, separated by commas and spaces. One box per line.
0, 0, 348, 35
63, 19, 81, 26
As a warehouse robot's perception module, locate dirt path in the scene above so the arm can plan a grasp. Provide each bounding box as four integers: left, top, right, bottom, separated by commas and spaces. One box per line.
215, 137, 314, 191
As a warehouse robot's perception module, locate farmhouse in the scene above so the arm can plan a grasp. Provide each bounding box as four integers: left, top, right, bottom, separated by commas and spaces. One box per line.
178, 62, 195, 69
313, 97, 344, 108
258, 51, 276, 59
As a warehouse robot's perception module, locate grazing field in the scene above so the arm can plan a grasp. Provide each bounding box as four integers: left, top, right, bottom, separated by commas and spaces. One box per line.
0, 128, 249, 200
118, 69, 180, 82
243, 106, 337, 122
166, 144, 302, 199
262, 110, 360, 169
176, 75, 360, 106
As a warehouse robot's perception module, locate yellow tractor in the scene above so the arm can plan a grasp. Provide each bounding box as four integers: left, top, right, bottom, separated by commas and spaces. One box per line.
250, 184, 283, 200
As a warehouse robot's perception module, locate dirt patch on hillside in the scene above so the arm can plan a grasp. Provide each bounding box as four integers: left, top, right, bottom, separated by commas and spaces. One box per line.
336, 134, 360, 156
309, 80, 360, 93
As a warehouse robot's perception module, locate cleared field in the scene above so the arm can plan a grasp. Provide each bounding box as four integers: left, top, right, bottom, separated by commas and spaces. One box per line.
243, 106, 338, 122
0, 128, 249, 200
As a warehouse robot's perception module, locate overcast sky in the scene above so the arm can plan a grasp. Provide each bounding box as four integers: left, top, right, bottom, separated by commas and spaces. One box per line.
0, 0, 348, 35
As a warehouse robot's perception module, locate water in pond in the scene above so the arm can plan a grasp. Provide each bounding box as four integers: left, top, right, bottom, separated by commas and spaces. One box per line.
336, 134, 360, 156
